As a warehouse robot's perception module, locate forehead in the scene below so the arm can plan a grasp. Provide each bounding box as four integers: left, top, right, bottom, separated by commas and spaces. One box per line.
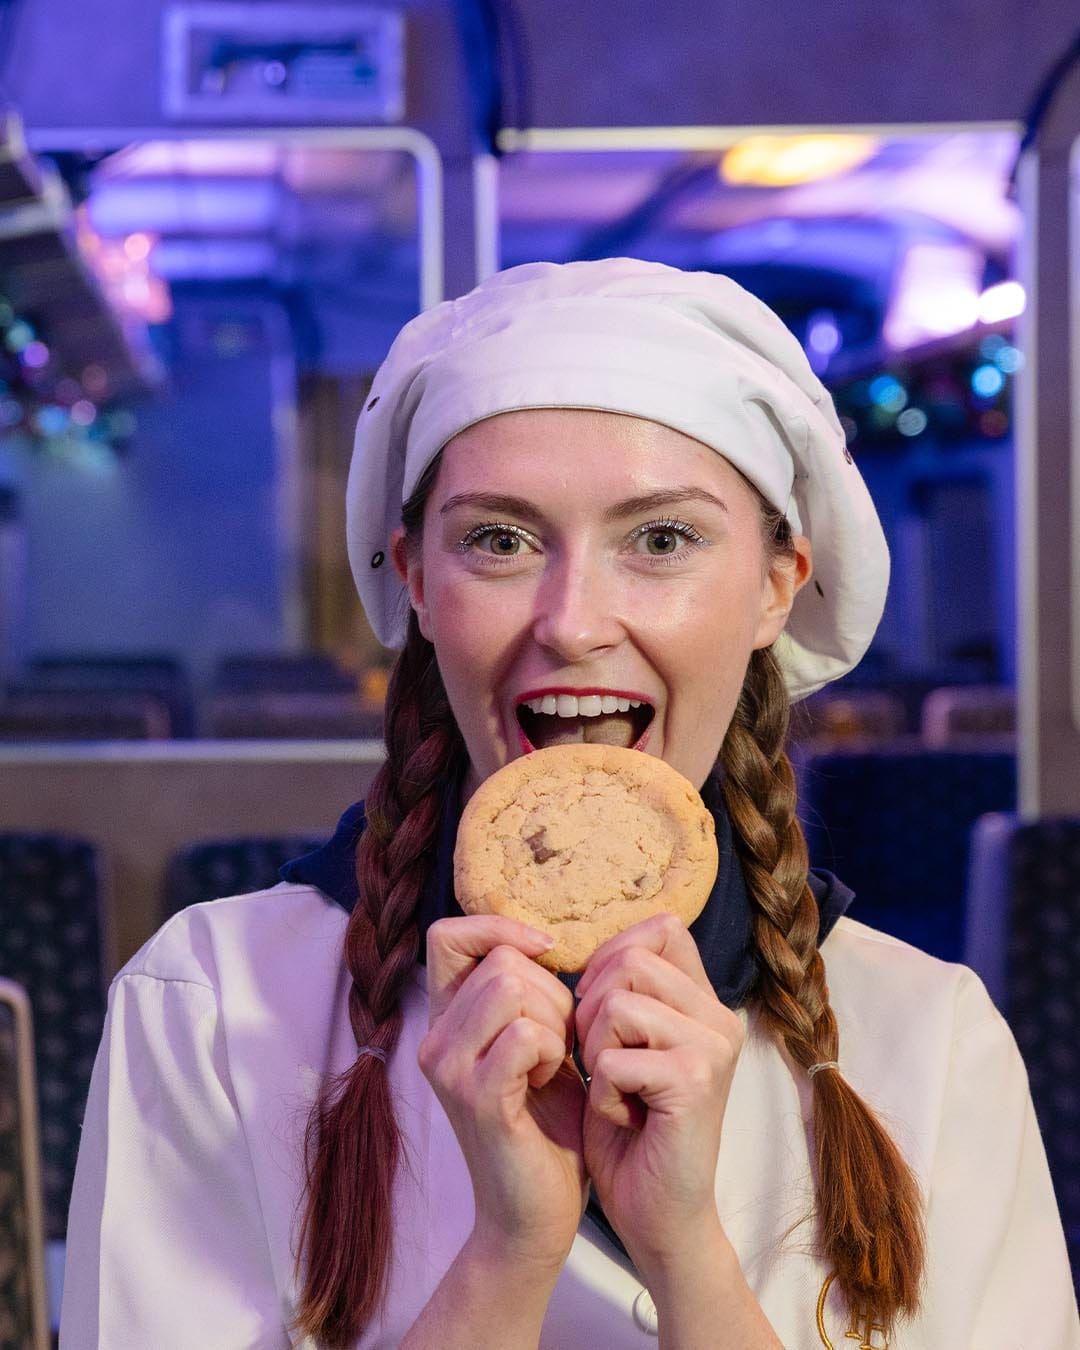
430, 407, 760, 507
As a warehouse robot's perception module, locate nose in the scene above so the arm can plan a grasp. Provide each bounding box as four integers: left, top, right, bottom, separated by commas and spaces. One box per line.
530, 554, 626, 661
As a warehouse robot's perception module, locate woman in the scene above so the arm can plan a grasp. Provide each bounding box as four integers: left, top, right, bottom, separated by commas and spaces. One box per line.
63, 260, 1078, 1349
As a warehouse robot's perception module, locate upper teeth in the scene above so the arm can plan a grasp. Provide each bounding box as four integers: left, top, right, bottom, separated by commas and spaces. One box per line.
522, 694, 645, 717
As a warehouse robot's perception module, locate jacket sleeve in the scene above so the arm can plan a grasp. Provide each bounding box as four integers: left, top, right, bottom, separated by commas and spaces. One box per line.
60, 972, 292, 1349
919, 969, 1080, 1349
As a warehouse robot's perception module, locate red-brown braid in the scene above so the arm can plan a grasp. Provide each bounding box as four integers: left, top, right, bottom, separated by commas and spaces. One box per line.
294, 615, 464, 1347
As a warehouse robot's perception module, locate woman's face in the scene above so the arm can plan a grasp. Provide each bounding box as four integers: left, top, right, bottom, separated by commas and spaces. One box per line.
393, 408, 810, 795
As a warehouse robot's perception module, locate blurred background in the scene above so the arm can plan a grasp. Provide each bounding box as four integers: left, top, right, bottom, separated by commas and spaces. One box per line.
0, 1, 1077, 1340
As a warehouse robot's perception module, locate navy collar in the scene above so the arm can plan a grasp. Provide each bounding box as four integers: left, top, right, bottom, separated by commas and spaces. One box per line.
280, 774, 853, 1009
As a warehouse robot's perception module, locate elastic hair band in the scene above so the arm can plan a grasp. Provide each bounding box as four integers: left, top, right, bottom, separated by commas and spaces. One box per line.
807, 1060, 840, 1079
356, 1046, 388, 1063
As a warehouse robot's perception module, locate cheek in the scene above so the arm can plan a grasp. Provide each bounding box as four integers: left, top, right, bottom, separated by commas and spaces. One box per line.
423, 577, 520, 689
637, 577, 765, 732
637, 570, 765, 652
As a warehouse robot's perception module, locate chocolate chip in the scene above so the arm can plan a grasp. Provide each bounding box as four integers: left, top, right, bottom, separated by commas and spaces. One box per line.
526, 829, 559, 865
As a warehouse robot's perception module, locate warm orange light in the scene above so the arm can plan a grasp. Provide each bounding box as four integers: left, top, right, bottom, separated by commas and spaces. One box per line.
75, 215, 171, 326
720, 134, 880, 187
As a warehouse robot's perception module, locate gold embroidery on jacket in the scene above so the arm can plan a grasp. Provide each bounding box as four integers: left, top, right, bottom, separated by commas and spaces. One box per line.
816, 1273, 889, 1349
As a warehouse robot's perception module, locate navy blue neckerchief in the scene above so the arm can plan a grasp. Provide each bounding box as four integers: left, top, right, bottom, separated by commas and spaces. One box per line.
280, 773, 853, 1260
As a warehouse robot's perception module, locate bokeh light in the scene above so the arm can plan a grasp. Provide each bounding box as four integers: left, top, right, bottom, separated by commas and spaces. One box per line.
897, 408, 928, 437
5, 320, 34, 353
994, 345, 1024, 374
869, 375, 908, 412
807, 311, 842, 357
978, 409, 1009, 437
20, 340, 50, 369
978, 280, 1025, 324
82, 363, 108, 397
971, 364, 1006, 399
70, 399, 97, 426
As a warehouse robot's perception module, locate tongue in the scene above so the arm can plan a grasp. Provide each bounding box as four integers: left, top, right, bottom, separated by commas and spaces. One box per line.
528, 712, 639, 750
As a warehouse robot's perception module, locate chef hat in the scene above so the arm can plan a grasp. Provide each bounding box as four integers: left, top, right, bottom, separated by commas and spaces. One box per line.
346, 257, 888, 702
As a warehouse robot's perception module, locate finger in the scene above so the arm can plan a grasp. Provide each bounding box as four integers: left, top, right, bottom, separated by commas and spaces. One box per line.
474, 1019, 569, 1116
574, 945, 731, 1050
524, 1048, 574, 1091
424, 955, 574, 1079
579, 988, 741, 1091
588, 1045, 717, 1128
454, 943, 574, 1045
575, 912, 712, 1000
426, 915, 555, 1021
577, 987, 699, 1075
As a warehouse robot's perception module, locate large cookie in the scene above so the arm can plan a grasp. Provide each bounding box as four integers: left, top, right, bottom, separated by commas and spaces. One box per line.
454, 744, 718, 972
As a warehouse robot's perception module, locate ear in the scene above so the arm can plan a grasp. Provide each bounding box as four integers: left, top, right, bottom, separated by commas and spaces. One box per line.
753, 535, 813, 649
390, 526, 433, 641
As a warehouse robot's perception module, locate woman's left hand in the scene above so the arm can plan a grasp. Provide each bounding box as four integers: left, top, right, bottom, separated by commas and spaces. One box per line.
573, 912, 744, 1284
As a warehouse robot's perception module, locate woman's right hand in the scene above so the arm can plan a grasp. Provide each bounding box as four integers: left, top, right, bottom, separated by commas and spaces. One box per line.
419, 915, 588, 1274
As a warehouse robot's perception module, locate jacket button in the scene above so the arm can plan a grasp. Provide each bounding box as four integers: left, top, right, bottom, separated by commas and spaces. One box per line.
632, 1288, 659, 1335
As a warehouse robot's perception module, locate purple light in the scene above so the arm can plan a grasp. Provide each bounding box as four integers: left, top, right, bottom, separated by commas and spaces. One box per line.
88, 179, 279, 235
884, 243, 982, 349
20, 340, 50, 369
807, 313, 841, 356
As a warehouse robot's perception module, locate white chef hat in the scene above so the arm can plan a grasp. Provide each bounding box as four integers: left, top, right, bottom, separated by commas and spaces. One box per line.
346, 257, 889, 702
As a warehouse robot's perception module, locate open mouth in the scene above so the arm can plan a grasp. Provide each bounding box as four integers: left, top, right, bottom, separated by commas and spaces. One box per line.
516, 692, 655, 752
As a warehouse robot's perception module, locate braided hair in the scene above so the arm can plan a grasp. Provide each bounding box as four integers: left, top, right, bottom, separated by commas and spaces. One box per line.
293, 613, 465, 1346
720, 507, 924, 1331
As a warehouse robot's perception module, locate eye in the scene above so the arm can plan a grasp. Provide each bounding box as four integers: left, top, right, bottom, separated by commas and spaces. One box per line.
458, 522, 538, 557
630, 518, 707, 556
643, 527, 680, 555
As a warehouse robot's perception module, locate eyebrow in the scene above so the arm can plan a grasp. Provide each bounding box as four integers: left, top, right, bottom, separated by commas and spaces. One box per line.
439, 487, 729, 521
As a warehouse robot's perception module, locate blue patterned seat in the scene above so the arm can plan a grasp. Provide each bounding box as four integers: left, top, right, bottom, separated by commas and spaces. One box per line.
0, 835, 105, 1245
0, 978, 50, 1349
797, 746, 1016, 963
21, 654, 195, 738
213, 653, 357, 695
966, 814, 1080, 1284
163, 836, 326, 920
202, 691, 383, 740
0, 687, 172, 740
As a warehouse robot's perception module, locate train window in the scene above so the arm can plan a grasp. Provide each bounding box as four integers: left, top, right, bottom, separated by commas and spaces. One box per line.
0, 133, 436, 737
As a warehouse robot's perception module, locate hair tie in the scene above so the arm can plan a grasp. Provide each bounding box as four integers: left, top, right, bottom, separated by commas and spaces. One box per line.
356, 1045, 388, 1063
807, 1060, 840, 1079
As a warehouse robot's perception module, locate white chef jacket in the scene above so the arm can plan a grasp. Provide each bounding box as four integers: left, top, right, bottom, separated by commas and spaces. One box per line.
60, 882, 1080, 1349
